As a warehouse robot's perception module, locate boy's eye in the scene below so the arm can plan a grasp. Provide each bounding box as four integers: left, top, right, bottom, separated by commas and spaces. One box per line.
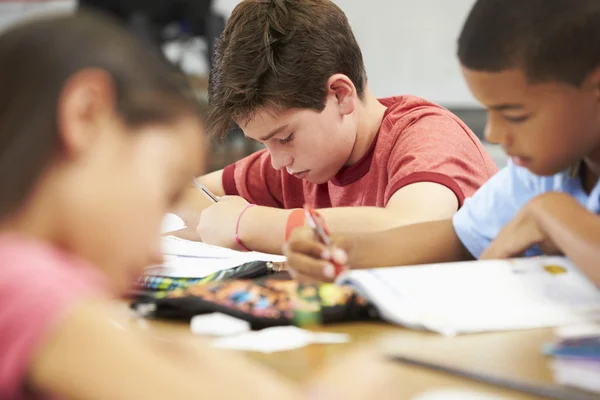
503, 115, 530, 123
279, 132, 294, 145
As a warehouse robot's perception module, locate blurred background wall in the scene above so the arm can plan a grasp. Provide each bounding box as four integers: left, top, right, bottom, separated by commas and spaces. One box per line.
0, 0, 506, 170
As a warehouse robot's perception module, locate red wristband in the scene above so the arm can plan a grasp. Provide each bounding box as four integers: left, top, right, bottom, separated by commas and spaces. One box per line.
235, 204, 256, 251
285, 209, 305, 242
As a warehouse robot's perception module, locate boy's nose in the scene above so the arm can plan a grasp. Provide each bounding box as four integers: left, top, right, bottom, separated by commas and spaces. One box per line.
270, 151, 293, 170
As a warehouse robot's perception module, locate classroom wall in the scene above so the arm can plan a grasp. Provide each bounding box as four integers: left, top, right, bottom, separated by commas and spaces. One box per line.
0, 0, 504, 166
213, 0, 503, 164
0, 1, 75, 32
1, 0, 479, 108
214, 0, 480, 109
213, 0, 489, 139
336, 0, 479, 108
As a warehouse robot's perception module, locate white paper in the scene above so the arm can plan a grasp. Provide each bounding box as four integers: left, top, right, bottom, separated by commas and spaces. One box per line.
148, 236, 286, 278
555, 323, 600, 340
161, 236, 241, 259
212, 326, 350, 353
337, 257, 600, 335
190, 313, 251, 337
145, 256, 249, 278
161, 213, 186, 234
161, 236, 286, 263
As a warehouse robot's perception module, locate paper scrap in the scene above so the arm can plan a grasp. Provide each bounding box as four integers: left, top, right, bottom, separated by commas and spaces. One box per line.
161, 213, 186, 234
191, 313, 251, 337
211, 326, 350, 353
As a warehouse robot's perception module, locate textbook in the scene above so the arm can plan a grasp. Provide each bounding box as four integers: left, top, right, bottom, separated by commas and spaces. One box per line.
335, 257, 600, 336
546, 324, 600, 394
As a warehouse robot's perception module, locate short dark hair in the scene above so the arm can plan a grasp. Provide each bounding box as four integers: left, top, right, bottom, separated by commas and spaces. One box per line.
207, 0, 366, 139
458, 0, 600, 86
0, 11, 201, 218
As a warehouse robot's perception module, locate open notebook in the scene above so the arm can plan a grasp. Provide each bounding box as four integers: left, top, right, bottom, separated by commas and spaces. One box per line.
336, 257, 600, 336
146, 236, 286, 278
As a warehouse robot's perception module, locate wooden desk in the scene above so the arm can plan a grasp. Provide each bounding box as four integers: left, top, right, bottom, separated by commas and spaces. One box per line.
120, 303, 561, 399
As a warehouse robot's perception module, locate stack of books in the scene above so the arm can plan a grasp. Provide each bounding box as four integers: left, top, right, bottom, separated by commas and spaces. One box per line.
545, 324, 600, 394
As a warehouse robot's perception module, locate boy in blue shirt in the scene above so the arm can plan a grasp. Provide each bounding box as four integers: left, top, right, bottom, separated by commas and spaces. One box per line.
284, 0, 600, 286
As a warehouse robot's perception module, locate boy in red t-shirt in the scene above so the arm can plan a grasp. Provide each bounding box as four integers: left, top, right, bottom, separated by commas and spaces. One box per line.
188, 0, 497, 255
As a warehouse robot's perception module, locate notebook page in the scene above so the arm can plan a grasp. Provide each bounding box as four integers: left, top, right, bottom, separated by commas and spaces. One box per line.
161, 235, 242, 259
146, 256, 251, 278
152, 236, 286, 278
337, 257, 600, 335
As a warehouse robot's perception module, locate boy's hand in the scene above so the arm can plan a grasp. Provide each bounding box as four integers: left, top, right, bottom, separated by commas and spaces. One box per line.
481, 193, 562, 259
197, 196, 250, 249
283, 227, 351, 282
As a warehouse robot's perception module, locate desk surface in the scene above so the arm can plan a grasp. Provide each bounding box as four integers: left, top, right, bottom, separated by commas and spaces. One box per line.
122, 303, 565, 400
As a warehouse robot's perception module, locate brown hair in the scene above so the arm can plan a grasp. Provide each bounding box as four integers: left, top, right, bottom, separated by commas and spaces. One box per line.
207, 0, 366, 139
0, 11, 202, 218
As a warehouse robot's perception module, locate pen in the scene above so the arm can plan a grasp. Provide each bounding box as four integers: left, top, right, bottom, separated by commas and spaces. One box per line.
303, 204, 344, 276
192, 178, 219, 203
386, 354, 598, 400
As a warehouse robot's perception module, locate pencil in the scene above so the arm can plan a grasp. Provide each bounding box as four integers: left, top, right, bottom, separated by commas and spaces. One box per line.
192, 178, 219, 203
386, 354, 597, 400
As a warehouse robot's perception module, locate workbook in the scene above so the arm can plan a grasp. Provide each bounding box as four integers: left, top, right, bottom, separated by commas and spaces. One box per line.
335, 257, 600, 336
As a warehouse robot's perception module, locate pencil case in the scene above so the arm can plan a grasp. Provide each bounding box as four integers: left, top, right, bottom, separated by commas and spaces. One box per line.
131, 260, 283, 296
130, 275, 376, 329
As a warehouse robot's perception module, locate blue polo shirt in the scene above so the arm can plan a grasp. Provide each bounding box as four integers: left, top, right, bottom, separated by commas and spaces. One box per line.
453, 160, 600, 258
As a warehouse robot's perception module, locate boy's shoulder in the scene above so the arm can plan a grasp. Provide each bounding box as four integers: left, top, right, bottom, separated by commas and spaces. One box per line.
376, 94, 489, 156
379, 95, 460, 124
377, 95, 476, 141
473, 160, 575, 201
507, 161, 577, 193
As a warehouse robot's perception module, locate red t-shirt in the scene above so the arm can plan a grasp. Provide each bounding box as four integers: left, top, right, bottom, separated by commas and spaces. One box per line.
223, 96, 498, 208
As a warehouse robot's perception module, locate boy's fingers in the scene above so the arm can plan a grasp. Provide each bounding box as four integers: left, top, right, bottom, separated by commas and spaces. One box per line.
481, 239, 520, 260
285, 228, 330, 259
286, 252, 336, 282
329, 244, 349, 265
481, 243, 507, 260
331, 237, 353, 265
289, 226, 315, 240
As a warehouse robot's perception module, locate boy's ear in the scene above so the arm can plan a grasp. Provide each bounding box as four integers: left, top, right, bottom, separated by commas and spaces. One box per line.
57, 68, 117, 159
326, 74, 357, 116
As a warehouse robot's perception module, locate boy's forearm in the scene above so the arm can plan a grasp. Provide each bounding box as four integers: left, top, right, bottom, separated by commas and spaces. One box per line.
240, 206, 415, 255
239, 206, 292, 254
533, 195, 600, 285
240, 206, 470, 264
240, 206, 400, 255
319, 206, 448, 233
348, 219, 473, 269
